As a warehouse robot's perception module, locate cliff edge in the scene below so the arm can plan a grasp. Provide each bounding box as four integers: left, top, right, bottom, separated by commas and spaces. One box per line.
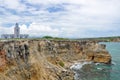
0, 40, 111, 80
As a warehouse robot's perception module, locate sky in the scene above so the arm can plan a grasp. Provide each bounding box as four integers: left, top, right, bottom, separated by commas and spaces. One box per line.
0, 0, 120, 38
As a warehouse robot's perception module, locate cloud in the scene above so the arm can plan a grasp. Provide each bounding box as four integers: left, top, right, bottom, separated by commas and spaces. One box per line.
0, 0, 27, 11
0, 0, 120, 38
0, 25, 14, 34
21, 22, 60, 37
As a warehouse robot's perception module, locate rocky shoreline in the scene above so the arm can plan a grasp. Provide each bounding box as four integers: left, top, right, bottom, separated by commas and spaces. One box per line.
0, 40, 111, 80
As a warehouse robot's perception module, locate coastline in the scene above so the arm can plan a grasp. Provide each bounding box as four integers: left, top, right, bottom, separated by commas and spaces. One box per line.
0, 39, 111, 80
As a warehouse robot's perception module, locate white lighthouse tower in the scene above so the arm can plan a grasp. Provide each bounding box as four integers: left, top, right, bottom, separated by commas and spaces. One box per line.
14, 23, 20, 38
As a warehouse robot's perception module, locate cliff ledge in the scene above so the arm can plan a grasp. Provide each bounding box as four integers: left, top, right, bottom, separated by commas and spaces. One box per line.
0, 40, 111, 80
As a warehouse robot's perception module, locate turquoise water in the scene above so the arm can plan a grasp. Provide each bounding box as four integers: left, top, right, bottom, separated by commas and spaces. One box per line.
72, 42, 120, 80
104, 42, 120, 80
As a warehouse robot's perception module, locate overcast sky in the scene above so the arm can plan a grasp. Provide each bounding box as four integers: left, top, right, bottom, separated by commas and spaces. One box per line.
0, 0, 120, 38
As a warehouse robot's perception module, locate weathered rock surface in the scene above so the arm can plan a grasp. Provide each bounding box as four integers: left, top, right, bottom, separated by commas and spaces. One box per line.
0, 40, 111, 80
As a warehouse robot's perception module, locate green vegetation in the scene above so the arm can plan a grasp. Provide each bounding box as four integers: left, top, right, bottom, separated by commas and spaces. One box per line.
42, 36, 53, 39
42, 36, 69, 40
59, 61, 64, 67
75, 36, 120, 42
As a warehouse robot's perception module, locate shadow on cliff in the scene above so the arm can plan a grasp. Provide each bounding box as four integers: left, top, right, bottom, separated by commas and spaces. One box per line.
0, 40, 111, 80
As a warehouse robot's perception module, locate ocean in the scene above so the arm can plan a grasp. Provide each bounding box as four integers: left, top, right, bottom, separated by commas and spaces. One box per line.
71, 42, 120, 80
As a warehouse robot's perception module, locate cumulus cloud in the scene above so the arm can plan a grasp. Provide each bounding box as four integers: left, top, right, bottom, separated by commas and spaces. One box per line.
0, 0, 120, 38
20, 22, 60, 37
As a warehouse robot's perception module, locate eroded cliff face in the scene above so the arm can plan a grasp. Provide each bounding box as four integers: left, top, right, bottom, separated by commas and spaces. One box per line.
0, 40, 111, 80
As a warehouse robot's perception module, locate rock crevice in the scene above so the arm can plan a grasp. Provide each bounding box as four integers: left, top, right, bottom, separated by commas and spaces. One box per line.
0, 40, 111, 80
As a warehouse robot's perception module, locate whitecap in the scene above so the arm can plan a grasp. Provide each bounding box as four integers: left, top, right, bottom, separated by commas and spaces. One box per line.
97, 68, 103, 70
112, 61, 116, 65
95, 63, 100, 65
70, 62, 92, 71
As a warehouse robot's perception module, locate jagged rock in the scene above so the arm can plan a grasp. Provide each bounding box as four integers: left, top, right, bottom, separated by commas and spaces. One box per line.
93, 51, 111, 64
0, 40, 111, 80
0, 49, 6, 71
59, 70, 74, 80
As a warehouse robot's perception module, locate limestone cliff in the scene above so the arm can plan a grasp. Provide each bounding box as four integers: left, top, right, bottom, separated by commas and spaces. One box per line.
0, 40, 111, 80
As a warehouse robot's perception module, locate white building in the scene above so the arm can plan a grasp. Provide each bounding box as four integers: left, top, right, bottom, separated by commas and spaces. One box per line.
1, 23, 29, 39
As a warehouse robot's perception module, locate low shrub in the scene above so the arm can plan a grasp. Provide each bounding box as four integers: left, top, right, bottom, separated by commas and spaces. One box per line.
59, 61, 64, 67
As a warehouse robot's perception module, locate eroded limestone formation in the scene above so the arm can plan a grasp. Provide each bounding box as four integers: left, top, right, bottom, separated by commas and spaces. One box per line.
0, 40, 111, 80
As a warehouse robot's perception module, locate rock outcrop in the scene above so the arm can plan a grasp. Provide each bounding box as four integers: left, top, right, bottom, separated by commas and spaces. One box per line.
0, 40, 111, 80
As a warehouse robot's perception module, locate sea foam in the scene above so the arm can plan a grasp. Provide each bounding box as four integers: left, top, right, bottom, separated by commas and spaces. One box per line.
70, 62, 92, 71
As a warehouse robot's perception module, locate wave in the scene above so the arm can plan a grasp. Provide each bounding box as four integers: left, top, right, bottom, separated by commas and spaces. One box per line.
112, 61, 116, 65
70, 62, 92, 71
